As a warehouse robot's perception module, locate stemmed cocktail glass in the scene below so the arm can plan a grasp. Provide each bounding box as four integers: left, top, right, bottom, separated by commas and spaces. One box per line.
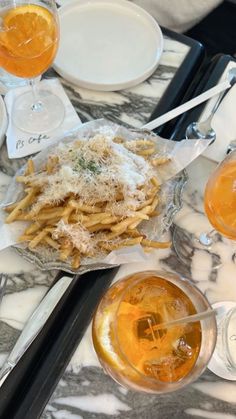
173, 147, 236, 271
0, 0, 64, 133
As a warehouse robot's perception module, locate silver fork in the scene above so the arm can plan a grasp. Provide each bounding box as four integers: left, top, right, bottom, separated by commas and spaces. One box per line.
0, 275, 7, 306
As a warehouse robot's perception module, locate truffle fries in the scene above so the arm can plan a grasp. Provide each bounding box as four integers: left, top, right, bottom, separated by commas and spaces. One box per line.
4, 135, 171, 269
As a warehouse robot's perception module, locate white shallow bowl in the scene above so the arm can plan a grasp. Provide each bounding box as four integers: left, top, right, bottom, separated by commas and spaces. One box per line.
0, 96, 7, 148
54, 0, 163, 91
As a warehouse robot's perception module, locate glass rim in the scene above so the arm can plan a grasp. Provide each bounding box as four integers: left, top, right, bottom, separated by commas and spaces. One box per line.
113, 269, 216, 388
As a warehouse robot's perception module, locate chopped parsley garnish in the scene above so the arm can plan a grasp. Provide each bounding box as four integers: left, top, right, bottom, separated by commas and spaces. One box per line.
74, 156, 101, 174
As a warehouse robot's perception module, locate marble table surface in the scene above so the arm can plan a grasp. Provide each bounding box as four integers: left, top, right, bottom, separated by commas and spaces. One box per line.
1, 33, 236, 419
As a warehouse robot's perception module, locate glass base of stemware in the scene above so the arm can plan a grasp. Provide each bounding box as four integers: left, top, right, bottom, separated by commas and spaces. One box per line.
172, 224, 223, 272
186, 121, 216, 142
12, 89, 65, 134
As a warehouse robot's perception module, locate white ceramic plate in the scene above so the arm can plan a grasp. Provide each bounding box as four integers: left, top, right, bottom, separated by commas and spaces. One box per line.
54, 0, 163, 91
0, 96, 7, 148
208, 301, 236, 380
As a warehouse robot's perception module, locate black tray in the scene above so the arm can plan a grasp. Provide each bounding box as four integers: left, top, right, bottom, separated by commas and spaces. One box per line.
170, 54, 236, 140
0, 30, 205, 419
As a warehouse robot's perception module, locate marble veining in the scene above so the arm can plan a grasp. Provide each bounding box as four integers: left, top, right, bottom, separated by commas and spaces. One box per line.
1, 27, 235, 419
41, 157, 236, 419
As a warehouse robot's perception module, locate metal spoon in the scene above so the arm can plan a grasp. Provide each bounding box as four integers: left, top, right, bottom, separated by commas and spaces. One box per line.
186, 68, 236, 142
145, 307, 217, 335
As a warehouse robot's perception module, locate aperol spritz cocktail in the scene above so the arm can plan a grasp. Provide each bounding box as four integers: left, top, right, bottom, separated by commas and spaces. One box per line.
0, 0, 64, 134
204, 151, 236, 240
92, 271, 216, 393
0, 4, 58, 78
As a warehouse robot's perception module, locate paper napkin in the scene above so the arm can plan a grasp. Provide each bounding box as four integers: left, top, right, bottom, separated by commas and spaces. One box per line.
201, 62, 236, 162
5, 78, 82, 159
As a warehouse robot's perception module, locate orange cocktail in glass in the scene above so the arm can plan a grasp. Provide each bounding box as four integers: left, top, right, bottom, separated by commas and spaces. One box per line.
0, 4, 58, 78
204, 152, 236, 240
0, 0, 64, 134
92, 271, 216, 393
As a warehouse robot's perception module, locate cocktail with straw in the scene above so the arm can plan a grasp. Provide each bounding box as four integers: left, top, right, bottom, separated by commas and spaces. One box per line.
92, 270, 217, 393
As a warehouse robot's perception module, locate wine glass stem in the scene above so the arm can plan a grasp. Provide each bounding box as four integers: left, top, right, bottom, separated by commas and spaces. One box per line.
198, 229, 216, 247
30, 79, 43, 112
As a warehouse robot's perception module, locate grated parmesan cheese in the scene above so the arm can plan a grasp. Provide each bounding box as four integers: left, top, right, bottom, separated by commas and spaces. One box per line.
53, 220, 94, 254
30, 134, 155, 215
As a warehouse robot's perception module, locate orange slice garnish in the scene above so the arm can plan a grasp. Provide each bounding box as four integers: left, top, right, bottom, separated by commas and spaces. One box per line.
1, 4, 56, 58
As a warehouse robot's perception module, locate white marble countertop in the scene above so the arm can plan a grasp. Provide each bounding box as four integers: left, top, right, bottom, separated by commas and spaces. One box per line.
1, 31, 235, 419
41, 156, 236, 419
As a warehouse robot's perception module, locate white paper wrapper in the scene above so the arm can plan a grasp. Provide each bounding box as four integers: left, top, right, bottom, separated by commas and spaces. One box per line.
0, 119, 211, 273
5, 78, 82, 159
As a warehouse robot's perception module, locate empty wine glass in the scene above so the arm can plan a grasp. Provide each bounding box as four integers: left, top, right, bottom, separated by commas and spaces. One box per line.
0, 0, 64, 133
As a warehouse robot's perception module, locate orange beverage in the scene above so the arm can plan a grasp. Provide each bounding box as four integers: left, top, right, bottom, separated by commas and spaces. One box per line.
92, 271, 216, 393
0, 4, 59, 78
204, 157, 236, 240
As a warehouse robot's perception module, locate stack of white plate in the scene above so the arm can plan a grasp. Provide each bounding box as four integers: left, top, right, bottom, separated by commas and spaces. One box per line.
54, 0, 163, 91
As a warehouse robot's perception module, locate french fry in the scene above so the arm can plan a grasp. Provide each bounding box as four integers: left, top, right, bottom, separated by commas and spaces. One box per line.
4, 202, 18, 213
88, 223, 114, 233
111, 217, 140, 233
100, 216, 118, 224
149, 210, 160, 217
105, 231, 124, 240
69, 213, 89, 223
9, 213, 29, 221
113, 136, 124, 144
151, 176, 160, 188
72, 251, 80, 269
69, 200, 101, 213
33, 208, 65, 220
43, 235, 59, 250
128, 219, 143, 230
5, 188, 37, 223
133, 139, 155, 147
132, 198, 153, 211
59, 242, 73, 261
151, 156, 170, 166
24, 159, 35, 175
148, 197, 159, 213
141, 238, 171, 249
126, 229, 144, 238
18, 234, 34, 242
46, 156, 59, 174
99, 237, 143, 251
83, 213, 115, 227
25, 222, 42, 235
15, 175, 31, 184
29, 230, 48, 249
136, 147, 156, 156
